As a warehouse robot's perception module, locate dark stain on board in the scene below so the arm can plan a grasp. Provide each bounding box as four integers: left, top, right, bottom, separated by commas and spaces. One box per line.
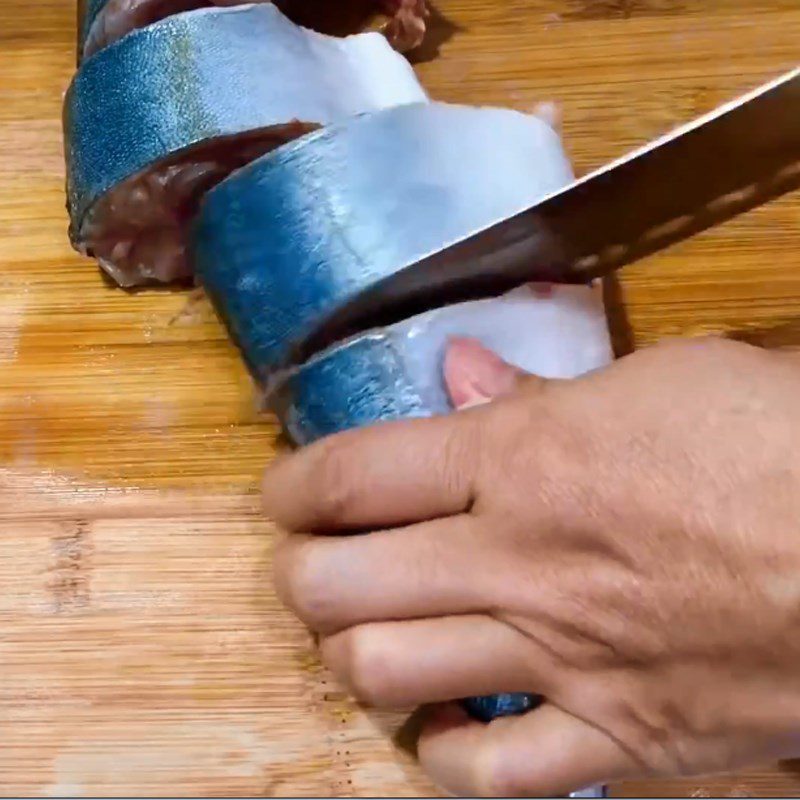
49, 519, 92, 614
562, 0, 686, 21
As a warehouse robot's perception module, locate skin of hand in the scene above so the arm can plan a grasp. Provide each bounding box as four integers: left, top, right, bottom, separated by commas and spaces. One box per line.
264, 335, 800, 797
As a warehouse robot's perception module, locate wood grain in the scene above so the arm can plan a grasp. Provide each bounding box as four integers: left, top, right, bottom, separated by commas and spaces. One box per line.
1, 0, 800, 796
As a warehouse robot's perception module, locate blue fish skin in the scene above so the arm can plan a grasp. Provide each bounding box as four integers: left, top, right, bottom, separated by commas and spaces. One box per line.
461, 693, 541, 723
193, 102, 574, 381
270, 334, 432, 445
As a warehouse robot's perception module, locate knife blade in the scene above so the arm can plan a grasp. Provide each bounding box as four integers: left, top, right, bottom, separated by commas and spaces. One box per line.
298, 66, 800, 363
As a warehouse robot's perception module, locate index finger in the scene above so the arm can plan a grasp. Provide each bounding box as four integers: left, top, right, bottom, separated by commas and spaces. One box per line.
262, 412, 480, 533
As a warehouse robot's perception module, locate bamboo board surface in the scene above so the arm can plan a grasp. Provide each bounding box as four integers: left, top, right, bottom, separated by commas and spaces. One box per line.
2, 0, 800, 796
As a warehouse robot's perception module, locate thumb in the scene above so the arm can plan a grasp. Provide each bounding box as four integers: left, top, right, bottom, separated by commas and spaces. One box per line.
444, 337, 540, 410
419, 702, 637, 797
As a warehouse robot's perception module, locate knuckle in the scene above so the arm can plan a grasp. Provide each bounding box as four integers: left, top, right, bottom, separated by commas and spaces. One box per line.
438, 418, 479, 499
261, 458, 290, 525
334, 626, 392, 707
312, 437, 358, 523
274, 539, 334, 629
271, 538, 294, 607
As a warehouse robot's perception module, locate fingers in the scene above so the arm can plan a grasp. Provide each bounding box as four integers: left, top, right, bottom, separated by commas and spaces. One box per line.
262, 412, 479, 533
320, 615, 556, 708
419, 702, 638, 797
274, 515, 492, 633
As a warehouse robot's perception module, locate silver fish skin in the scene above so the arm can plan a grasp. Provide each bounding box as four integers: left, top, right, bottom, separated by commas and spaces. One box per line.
65, 3, 426, 286
192, 101, 574, 382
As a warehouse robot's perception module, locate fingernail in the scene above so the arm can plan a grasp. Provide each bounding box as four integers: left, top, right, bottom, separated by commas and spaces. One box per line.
443, 337, 521, 410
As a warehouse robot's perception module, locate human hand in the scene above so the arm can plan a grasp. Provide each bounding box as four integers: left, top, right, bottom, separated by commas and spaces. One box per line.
265, 336, 800, 796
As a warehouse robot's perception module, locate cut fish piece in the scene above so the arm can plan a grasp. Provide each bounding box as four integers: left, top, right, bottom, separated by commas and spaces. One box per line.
270, 283, 613, 444
193, 101, 574, 382
79, 0, 429, 60
64, 4, 426, 287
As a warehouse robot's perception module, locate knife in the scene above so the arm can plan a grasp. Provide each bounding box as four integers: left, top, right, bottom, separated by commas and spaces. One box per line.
299, 66, 800, 362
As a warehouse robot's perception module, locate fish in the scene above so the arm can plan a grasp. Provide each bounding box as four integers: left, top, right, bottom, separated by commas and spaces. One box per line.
79, 0, 429, 60
191, 100, 613, 730
193, 101, 575, 383
64, 3, 426, 287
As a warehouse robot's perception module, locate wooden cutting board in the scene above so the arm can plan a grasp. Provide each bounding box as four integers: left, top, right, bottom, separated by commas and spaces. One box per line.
2, 0, 800, 795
